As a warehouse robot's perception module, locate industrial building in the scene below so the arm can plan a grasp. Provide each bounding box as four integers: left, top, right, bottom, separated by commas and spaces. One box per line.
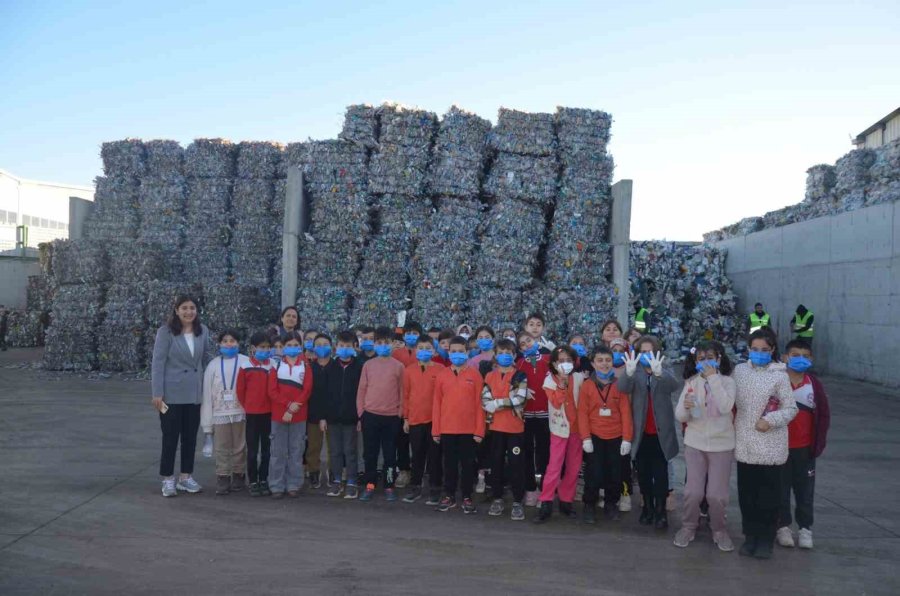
853, 106, 900, 149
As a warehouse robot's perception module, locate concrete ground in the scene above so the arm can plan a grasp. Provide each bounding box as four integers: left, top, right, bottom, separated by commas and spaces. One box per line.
0, 348, 898, 595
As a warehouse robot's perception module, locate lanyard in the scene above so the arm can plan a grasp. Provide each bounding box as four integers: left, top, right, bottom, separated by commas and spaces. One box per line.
598, 383, 612, 407
220, 357, 238, 391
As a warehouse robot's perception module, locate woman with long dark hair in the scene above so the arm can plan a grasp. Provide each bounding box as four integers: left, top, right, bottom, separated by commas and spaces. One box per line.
270, 306, 301, 339
151, 295, 214, 497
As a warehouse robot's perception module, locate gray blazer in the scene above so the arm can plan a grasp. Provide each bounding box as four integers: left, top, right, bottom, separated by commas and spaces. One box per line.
151, 324, 214, 405
618, 368, 680, 461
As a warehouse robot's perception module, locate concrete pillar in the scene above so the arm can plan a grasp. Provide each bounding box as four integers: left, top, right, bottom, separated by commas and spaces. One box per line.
610, 180, 633, 329
68, 196, 94, 241
281, 167, 304, 309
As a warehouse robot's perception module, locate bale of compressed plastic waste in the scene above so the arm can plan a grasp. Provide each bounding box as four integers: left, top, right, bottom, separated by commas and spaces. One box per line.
184, 138, 237, 178
368, 104, 437, 196
101, 139, 146, 178
83, 176, 141, 240
50, 239, 109, 286
237, 141, 284, 179
5, 310, 44, 347
804, 164, 836, 203
339, 104, 379, 149
98, 283, 148, 372
296, 284, 350, 334
483, 152, 558, 207
428, 106, 492, 197
489, 108, 556, 156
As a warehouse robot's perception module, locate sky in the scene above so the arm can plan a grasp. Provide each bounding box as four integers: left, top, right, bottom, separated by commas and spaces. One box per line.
1, 0, 898, 240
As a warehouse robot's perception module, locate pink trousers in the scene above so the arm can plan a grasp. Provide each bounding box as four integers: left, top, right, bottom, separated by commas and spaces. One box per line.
540, 432, 583, 503
682, 446, 733, 532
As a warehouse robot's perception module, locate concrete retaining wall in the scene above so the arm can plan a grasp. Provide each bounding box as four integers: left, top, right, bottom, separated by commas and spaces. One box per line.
0, 257, 40, 309
715, 201, 900, 387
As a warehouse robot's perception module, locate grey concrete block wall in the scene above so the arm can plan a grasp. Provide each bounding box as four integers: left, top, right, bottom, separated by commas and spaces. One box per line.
715, 201, 900, 387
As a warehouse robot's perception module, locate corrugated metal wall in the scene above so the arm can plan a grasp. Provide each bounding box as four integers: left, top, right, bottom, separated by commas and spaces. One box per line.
886, 114, 900, 144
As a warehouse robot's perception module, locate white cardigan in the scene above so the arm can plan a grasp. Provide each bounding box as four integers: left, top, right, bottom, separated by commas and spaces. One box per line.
675, 373, 737, 453
732, 362, 797, 466
542, 372, 585, 438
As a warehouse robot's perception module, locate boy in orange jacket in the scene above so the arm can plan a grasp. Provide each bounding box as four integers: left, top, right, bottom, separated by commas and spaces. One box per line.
579, 346, 633, 523
401, 336, 443, 505
432, 336, 485, 514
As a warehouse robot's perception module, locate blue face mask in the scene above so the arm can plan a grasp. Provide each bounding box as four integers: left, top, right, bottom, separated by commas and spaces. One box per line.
220, 345, 239, 358
468, 348, 481, 358
253, 349, 272, 361
449, 352, 468, 367
416, 349, 433, 363
314, 345, 332, 359
596, 370, 616, 381
404, 333, 419, 348
496, 353, 515, 367
436, 345, 449, 359
336, 347, 356, 360
476, 338, 494, 352
304, 340, 314, 351
788, 355, 812, 372
694, 359, 720, 374
749, 351, 772, 367
612, 352, 626, 367
360, 339, 375, 352
638, 353, 652, 367
572, 344, 587, 357
283, 346, 302, 358
523, 343, 539, 357
374, 344, 392, 357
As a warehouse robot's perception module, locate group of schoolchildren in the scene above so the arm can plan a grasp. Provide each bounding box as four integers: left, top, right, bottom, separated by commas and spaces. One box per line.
195, 306, 830, 560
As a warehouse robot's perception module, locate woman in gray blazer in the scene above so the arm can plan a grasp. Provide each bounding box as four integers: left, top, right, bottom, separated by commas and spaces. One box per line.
151, 295, 214, 497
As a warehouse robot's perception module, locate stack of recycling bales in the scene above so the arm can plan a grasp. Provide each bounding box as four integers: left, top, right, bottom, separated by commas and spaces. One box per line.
5, 310, 44, 347
82, 140, 143, 240
183, 139, 234, 284
232, 142, 282, 286
350, 105, 437, 326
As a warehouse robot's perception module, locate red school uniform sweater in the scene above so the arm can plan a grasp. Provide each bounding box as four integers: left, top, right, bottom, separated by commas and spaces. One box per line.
516, 353, 550, 418
267, 355, 313, 424
237, 356, 275, 414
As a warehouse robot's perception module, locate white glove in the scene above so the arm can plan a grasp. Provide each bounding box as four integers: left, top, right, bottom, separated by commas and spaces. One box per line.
649, 351, 666, 377
202, 433, 213, 458
484, 400, 498, 413
582, 438, 594, 453
624, 350, 638, 377
620, 440, 632, 456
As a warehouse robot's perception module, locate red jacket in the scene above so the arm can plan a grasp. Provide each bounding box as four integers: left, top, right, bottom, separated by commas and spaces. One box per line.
237, 357, 274, 414
806, 373, 831, 458
516, 353, 550, 416
267, 356, 313, 424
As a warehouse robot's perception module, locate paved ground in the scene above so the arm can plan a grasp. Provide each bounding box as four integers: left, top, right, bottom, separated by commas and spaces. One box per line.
0, 348, 898, 595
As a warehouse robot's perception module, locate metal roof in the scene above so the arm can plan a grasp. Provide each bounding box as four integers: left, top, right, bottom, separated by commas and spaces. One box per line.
853, 106, 900, 145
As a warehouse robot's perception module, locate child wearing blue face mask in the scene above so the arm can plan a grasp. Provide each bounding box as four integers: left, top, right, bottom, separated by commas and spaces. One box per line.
468, 325, 496, 372
776, 339, 830, 550
306, 333, 334, 489
303, 329, 318, 360
608, 337, 633, 512
322, 331, 364, 498
401, 337, 444, 504
202, 329, 250, 495
568, 334, 593, 373
238, 332, 277, 497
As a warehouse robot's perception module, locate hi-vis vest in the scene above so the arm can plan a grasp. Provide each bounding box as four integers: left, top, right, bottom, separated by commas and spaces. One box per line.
749, 312, 770, 334
794, 311, 815, 338
635, 308, 648, 331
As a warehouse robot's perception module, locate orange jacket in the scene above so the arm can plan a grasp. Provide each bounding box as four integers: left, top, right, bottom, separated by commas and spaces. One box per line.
402, 362, 442, 425
432, 366, 485, 438
578, 378, 633, 441
392, 348, 416, 368
484, 369, 525, 434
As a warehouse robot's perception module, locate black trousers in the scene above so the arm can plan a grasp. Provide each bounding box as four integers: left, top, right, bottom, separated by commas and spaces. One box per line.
409, 422, 442, 490
636, 434, 668, 501
622, 454, 633, 495
396, 425, 411, 471
362, 412, 400, 488
738, 461, 782, 542
245, 413, 271, 483
476, 431, 492, 471
584, 436, 623, 508
523, 417, 550, 492
159, 403, 201, 477
490, 431, 525, 502
442, 434, 476, 499
779, 448, 816, 530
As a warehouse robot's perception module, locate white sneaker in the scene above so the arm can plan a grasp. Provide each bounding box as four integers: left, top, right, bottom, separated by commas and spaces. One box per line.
475, 471, 486, 494
161, 478, 177, 497
176, 476, 202, 493
776, 526, 795, 548
524, 490, 539, 507
798, 528, 813, 549
618, 495, 632, 512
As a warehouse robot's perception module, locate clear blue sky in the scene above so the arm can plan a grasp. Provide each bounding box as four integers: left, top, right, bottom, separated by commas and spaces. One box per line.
1, 0, 898, 240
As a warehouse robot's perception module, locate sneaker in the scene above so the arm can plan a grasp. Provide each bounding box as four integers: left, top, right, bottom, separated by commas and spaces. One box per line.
739, 536, 757, 557
395, 470, 410, 489
344, 484, 359, 500
462, 498, 476, 514
559, 502, 578, 519
754, 539, 774, 560
425, 491, 441, 506
437, 496, 457, 512
231, 473, 246, 492
583, 505, 597, 524
309, 471, 321, 489
215, 475, 231, 496
488, 498, 505, 516
385, 488, 398, 502
666, 491, 676, 511
359, 484, 376, 502
176, 476, 202, 493
326, 483, 344, 497
714, 531, 735, 552
161, 478, 177, 497
510, 502, 525, 521
798, 528, 813, 549
524, 490, 539, 507
475, 471, 486, 494
534, 501, 552, 524
249, 482, 262, 497
776, 526, 795, 548
618, 495, 632, 512
259, 481, 272, 496
403, 487, 423, 504
673, 528, 696, 548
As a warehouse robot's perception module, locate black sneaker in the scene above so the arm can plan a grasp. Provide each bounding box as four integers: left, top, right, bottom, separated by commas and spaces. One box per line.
583, 504, 597, 525
425, 491, 441, 506
753, 539, 774, 560
462, 498, 477, 514
249, 482, 262, 497
403, 486, 423, 503
259, 480, 273, 496
739, 536, 758, 557
437, 496, 457, 512
309, 471, 321, 489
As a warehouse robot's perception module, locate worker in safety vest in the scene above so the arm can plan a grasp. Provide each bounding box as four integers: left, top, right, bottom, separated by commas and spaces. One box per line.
748, 303, 771, 335
633, 303, 651, 334
792, 304, 815, 346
